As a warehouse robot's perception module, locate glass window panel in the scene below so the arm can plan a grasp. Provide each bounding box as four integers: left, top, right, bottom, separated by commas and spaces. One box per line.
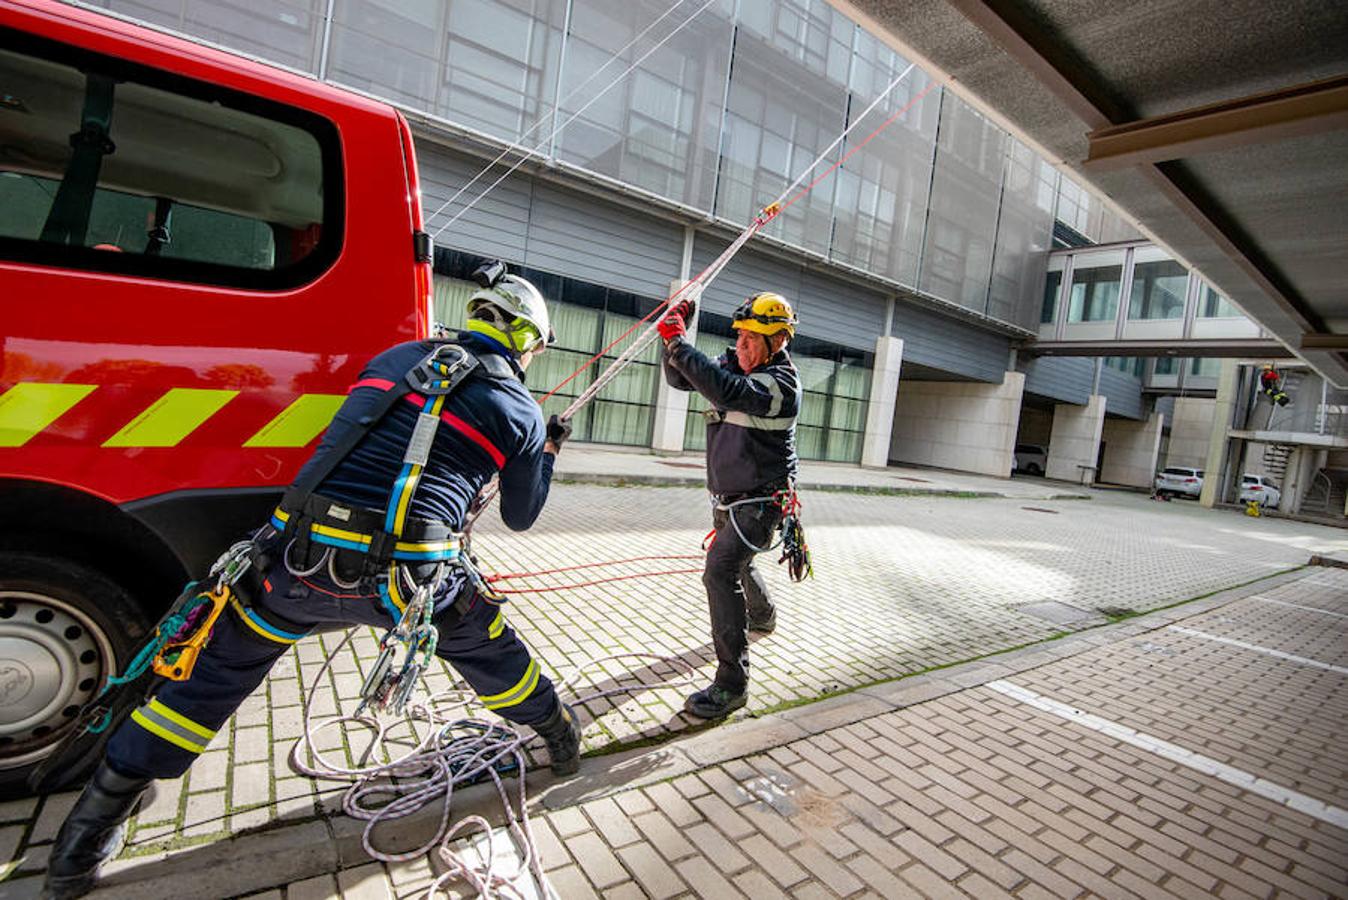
1041, 270, 1062, 324
829, 395, 866, 430
556, 0, 732, 211
716, 24, 845, 256
824, 428, 860, 462
795, 424, 825, 459
328, 0, 565, 144
987, 138, 1054, 329
1154, 357, 1179, 376
1199, 284, 1241, 318
798, 392, 828, 427
1067, 259, 1122, 323
919, 94, 1005, 312
1128, 259, 1187, 320
107, 0, 326, 73
1187, 358, 1220, 377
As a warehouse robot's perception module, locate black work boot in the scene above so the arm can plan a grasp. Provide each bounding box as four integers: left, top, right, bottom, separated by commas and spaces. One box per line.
43, 763, 153, 899
533, 702, 581, 776
684, 684, 747, 719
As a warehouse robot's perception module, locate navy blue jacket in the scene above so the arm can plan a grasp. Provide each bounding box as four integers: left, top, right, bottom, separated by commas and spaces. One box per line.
662, 337, 800, 496
292, 333, 554, 533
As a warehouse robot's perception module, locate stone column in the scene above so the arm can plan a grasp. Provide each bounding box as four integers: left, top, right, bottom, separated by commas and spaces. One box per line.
650, 279, 698, 454
861, 336, 904, 468
1200, 359, 1239, 507
1047, 395, 1106, 485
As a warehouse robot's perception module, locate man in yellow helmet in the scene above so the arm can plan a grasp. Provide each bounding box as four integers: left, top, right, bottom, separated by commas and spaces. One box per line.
656, 291, 801, 719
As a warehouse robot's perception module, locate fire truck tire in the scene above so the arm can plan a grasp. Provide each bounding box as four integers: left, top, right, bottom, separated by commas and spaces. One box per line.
0, 553, 148, 799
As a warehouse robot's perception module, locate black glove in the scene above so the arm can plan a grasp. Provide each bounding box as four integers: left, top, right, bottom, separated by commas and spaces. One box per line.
546, 414, 572, 450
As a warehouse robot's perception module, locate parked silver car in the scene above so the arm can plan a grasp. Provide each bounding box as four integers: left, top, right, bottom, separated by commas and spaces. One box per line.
1239, 473, 1282, 509
1154, 466, 1204, 499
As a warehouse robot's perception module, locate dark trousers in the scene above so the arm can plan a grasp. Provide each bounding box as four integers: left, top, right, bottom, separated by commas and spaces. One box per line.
704, 500, 781, 694
106, 553, 558, 780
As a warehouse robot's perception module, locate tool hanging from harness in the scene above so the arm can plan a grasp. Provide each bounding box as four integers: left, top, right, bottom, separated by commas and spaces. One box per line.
705, 486, 813, 583
26, 541, 256, 793
270, 339, 517, 715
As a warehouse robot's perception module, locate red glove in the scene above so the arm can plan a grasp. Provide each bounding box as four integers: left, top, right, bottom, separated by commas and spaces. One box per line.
657, 310, 686, 341
670, 298, 695, 321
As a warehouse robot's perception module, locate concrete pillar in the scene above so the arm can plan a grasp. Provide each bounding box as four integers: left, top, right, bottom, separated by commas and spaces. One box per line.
1100, 412, 1164, 488
888, 371, 1024, 477
860, 336, 904, 468
1166, 397, 1216, 468
1047, 395, 1106, 485
1200, 359, 1239, 508
650, 280, 699, 453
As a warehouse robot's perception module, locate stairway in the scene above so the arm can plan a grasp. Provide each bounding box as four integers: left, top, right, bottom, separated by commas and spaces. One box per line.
1261, 443, 1294, 484
1301, 468, 1348, 517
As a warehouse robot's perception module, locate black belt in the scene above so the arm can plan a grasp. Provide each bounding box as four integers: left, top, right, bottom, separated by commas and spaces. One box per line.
271, 493, 462, 565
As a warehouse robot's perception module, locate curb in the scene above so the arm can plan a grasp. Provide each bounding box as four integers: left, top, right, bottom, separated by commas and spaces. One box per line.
554, 471, 1088, 502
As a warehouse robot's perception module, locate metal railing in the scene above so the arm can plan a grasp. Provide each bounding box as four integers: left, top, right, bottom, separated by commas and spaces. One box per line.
1238, 367, 1348, 437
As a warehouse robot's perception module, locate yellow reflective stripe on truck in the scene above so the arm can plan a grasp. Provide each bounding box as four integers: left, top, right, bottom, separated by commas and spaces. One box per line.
244, 394, 345, 447
103, 388, 239, 447
0, 382, 344, 448
0, 383, 97, 447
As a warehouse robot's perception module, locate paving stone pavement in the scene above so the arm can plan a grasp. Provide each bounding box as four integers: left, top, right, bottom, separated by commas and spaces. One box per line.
1, 472, 1344, 897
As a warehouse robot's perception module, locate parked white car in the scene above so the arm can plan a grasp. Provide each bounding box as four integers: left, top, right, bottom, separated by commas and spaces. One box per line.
1154, 466, 1204, 499
1239, 473, 1282, 509
1014, 443, 1048, 476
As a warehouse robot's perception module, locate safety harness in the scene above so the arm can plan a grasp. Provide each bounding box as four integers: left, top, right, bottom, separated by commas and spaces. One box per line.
265, 341, 517, 714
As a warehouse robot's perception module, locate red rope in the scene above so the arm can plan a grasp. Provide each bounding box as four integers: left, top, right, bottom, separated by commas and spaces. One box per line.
488, 567, 703, 595
776, 80, 938, 219
487, 554, 703, 582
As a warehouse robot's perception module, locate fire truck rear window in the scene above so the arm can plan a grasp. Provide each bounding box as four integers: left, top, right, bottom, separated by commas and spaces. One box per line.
0, 38, 341, 289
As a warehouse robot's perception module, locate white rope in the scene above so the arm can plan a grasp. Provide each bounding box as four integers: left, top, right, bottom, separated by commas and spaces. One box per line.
557, 63, 919, 421
290, 629, 701, 898
422, 0, 696, 236
429, 0, 720, 240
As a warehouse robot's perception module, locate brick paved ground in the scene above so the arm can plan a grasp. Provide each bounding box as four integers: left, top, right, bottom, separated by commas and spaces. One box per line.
263, 566, 1346, 900
1, 480, 1344, 897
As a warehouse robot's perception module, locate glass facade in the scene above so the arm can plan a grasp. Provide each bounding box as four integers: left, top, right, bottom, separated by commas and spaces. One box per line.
99, 0, 1117, 336
432, 251, 661, 447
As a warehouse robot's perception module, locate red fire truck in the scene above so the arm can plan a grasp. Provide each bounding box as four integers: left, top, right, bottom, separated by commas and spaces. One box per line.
0, 0, 433, 793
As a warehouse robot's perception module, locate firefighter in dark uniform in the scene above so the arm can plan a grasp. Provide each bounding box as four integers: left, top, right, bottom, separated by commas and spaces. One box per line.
657, 292, 801, 719
42, 272, 581, 899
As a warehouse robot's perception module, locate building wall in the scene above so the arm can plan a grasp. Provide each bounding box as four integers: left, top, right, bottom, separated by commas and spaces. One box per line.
889, 373, 1023, 476
1101, 413, 1163, 488
1022, 356, 1094, 405
1166, 397, 1217, 469
1017, 407, 1053, 446
1047, 395, 1105, 483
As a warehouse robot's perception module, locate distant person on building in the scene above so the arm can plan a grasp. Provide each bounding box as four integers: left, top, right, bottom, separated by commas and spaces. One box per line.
656, 292, 801, 719
1259, 364, 1291, 407
41, 266, 582, 899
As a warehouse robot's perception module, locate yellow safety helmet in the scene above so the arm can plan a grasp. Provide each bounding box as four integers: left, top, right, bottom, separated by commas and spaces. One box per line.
732, 292, 797, 338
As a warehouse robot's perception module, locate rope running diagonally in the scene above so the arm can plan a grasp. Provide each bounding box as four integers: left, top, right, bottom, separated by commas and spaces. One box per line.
428, 0, 721, 241
465, 61, 929, 524
288, 60, 933, 900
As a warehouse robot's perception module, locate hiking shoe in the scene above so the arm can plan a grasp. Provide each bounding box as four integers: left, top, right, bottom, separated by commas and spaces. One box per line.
684, 684, 747, 719
747, 606, 777, 634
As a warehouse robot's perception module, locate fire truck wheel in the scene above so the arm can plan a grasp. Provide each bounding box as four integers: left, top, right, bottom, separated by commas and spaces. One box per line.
0, 553, 147, 799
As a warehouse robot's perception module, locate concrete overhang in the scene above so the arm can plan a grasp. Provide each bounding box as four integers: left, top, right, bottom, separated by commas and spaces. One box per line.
833, 0, 1348, 387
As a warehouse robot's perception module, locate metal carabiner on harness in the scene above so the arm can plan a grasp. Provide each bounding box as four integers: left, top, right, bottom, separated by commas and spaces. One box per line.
358, 577, 441, 717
